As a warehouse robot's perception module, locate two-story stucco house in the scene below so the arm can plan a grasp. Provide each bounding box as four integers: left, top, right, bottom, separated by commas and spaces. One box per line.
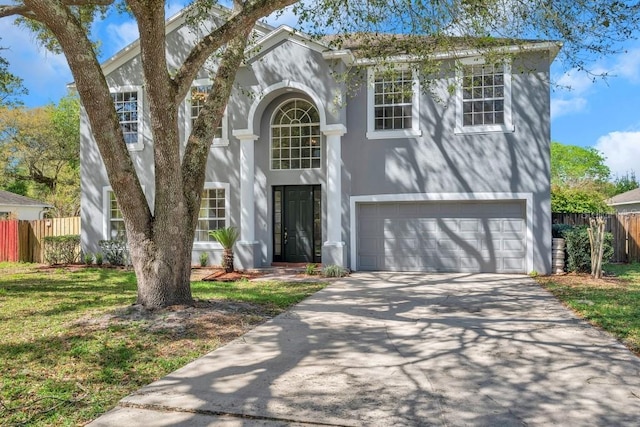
80, 8, 559, 274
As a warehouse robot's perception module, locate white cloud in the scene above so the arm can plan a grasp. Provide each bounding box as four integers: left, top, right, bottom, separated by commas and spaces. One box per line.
106, 20, 139, 52
0, 18, 71, 106
551, 47, 640, 121
612, 48, 640, 82
595, 131, 640, 178
556, 69, 595, 94
550, 96, 587, 120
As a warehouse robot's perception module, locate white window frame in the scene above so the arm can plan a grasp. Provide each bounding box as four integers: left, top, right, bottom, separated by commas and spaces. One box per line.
270, 98, 322, 171
102, 187, 124, 240
193, 182, 230, 249
102, 186, 147, 240
366, 67, 421, 140
186, 79, 229, 147
110, 86, 144, 151
455, 57, 514, 134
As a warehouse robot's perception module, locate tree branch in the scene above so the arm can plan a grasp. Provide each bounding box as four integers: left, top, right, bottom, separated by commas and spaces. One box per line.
0, 0, 112, 18
173, 0, 297, 100
181, 28, 251, 221
0, 4, 32, 18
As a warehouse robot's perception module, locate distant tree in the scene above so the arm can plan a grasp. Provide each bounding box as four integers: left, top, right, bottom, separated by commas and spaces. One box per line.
551, 142, 611, 187
550, 142, 612, 213
551, 185, 611, 214
610, 171, 639, 196
0, 93, 80, 216
0, 39, 27, 106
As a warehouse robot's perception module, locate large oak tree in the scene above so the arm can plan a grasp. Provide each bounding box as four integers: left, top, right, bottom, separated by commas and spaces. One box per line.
1, 0, 637, 307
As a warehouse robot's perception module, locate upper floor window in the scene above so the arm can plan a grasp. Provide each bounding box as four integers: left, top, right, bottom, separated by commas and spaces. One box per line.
194, 183, 229, 243
367, 68, 421, 140
456, 59, 513, 134
111, 88, 143, 150
271, 99, 321, 170
188, 82, 228, 146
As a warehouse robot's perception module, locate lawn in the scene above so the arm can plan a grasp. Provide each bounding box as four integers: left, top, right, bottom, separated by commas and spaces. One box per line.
536, 263, 640, 355
0, 263, 326, 426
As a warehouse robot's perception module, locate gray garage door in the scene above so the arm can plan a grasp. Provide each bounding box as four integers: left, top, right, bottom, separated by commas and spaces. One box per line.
357, 201, 526, 273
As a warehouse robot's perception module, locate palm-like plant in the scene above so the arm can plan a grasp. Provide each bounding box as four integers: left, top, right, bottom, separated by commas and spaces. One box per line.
209, 226, 239, 273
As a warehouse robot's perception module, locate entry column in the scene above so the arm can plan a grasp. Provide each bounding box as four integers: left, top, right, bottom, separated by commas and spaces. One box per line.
233, 130, 259, 269
322, 124, 347, 267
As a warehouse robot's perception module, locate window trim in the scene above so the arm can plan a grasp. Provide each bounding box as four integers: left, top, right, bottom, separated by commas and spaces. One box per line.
366, 67, 422, 140
102, 186, 146, 240
455, 57, 514, 135
186, 79, 229, 147
269, 98, 322, 171
110, 86, 144, 151
193, 182, 230, 249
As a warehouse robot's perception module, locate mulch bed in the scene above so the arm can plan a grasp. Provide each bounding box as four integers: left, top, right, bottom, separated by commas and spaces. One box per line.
537, 271, 630, 289
193, 268, 264, 282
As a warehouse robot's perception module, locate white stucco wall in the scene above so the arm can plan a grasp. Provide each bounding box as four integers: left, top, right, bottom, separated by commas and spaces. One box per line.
0, 205, 47, 220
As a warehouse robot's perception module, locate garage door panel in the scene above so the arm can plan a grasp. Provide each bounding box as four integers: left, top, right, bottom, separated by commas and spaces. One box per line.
503, 239, 525, 252
359, 255, 379, 270
460, 220, 480, 232
359, 237, 381, 255
503, 257, 526, 272
503, 219, 524, 232
460, 257, 481, 271
357, 201, 526, 273
383, 218, 437, 236
438, 219, 459, 232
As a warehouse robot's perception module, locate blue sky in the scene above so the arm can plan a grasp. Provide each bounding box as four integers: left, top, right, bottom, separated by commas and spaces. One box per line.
1, 5, 639, 180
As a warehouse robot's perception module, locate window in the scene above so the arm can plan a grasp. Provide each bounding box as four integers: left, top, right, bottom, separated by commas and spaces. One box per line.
188, 82, 228, 146
111, 89, 143, 150
106, 190, 126, 240
456, 59, 513, 134
194, 185, 228, 243
271, 99, 321, 170
367, 68, 421, 139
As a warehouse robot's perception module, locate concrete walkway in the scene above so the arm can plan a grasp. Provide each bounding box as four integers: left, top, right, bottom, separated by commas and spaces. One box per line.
89, 273, 640, 426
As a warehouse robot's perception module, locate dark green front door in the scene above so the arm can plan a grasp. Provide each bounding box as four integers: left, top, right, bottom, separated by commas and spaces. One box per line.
273, 185, 321, 263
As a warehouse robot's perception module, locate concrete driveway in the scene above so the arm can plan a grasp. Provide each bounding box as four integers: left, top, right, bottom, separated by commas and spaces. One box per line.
89, 273, 640, 426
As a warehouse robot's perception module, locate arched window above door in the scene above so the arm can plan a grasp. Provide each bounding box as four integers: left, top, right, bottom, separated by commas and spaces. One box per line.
271, 99, 321, 170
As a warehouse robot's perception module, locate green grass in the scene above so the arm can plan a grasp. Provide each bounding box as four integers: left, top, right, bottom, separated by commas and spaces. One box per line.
537, 263, 640, 355
0, 263, 325, 426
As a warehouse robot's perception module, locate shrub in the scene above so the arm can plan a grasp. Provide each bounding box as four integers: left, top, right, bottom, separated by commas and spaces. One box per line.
199, 252, 209, 267
209, 227, 239, 273
304, 263, 317, 275
321, 265, 349, 278
98, 240, 129, 266
83, 252, 94, 265
43, 235, 81, 265
562, 226, 614, 273
95, 252, 103, 266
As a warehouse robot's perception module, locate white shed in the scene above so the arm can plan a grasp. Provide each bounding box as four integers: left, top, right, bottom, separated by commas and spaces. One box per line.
0, 190, 51, 220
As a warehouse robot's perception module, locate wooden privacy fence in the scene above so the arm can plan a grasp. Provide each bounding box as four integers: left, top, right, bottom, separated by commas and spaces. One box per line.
0, 217, 80, 263
552, 213, 640, 263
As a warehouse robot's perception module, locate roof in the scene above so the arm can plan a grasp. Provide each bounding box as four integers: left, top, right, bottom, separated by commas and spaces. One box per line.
607, 188, 640, 206
94, 5, 561, 79
321, 34, 561, 64
0, 190, 51, 208
98, 6, 275, 77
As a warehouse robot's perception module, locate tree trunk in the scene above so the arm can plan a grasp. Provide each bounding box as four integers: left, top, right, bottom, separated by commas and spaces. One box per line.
129, 213, 195, 307
222, 249, 234, 273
